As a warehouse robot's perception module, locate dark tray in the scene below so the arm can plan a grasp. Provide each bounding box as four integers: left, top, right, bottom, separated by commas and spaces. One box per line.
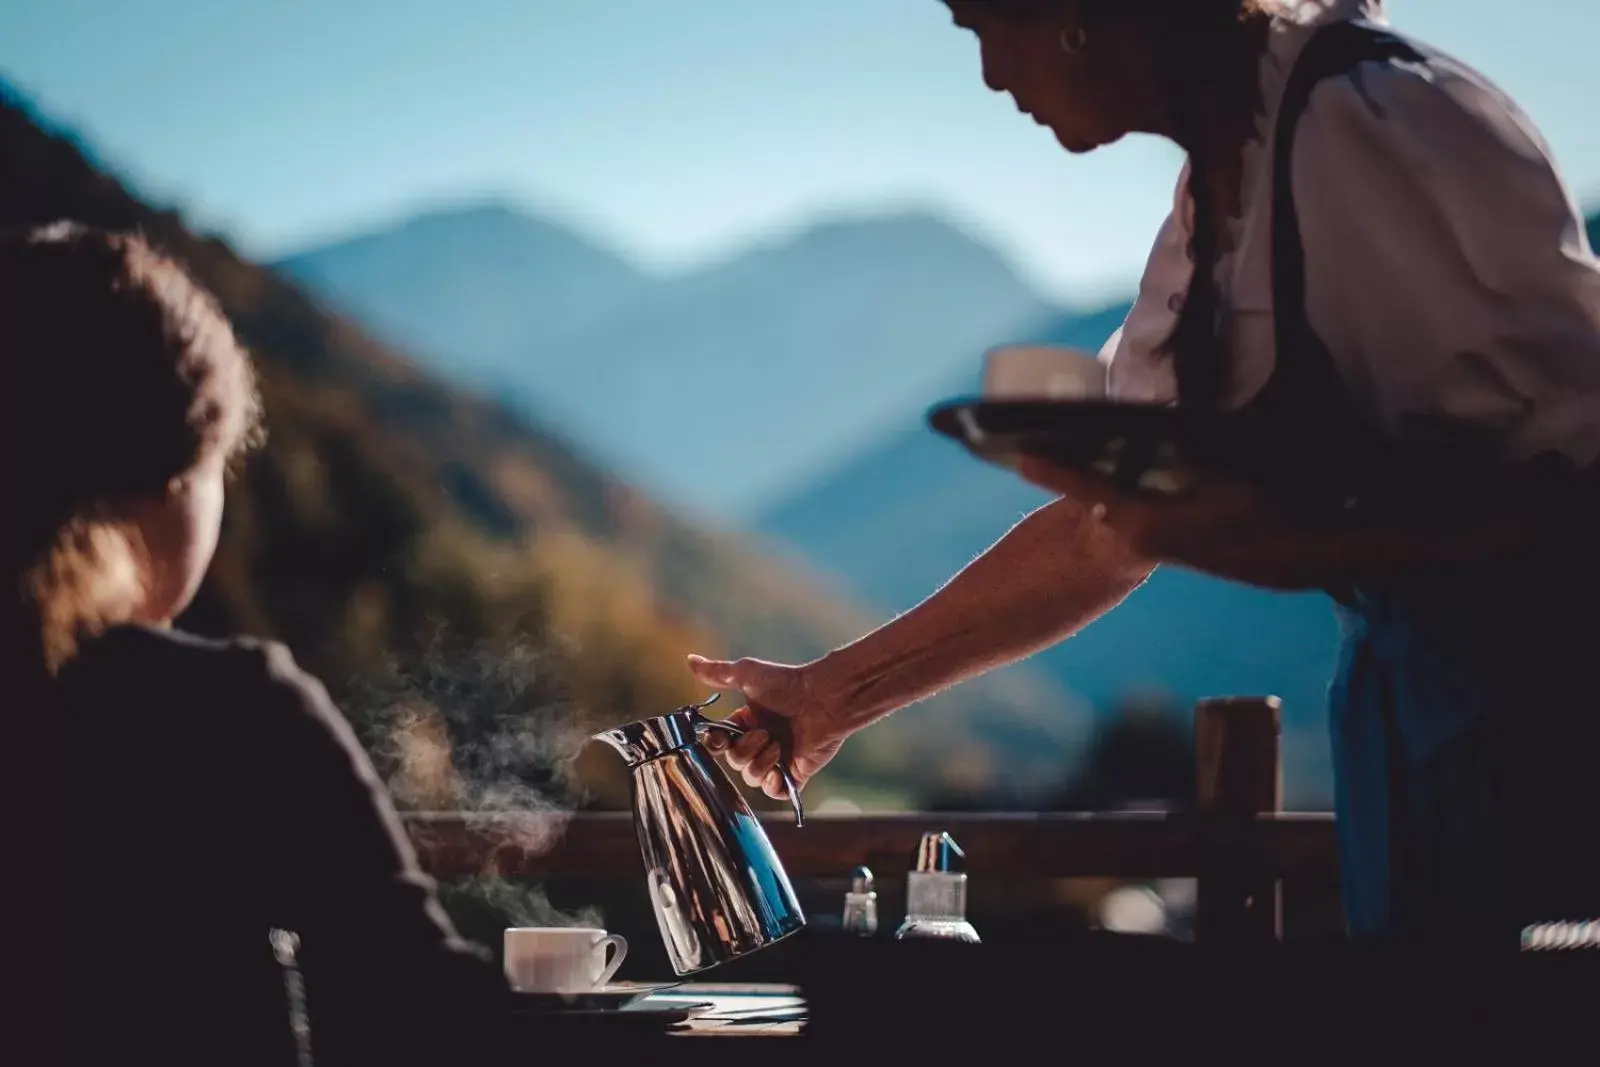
928, 397, 1246, 498
927, 396, 1593, 528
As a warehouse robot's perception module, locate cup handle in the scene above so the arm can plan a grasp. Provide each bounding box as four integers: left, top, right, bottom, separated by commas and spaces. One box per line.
594, 934, 628, 987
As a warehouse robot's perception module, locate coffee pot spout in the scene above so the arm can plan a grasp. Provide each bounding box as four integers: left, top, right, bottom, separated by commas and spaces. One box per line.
589, 725, 645, 767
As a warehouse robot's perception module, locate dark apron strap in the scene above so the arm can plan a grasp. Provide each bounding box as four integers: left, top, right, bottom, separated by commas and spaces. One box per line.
1265, 20, 1432, 936
1262, 19, 1428, 603
1270, 21, 1428, 407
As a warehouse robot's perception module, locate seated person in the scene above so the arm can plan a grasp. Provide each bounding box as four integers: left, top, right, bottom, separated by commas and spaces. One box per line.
5, 223, 519, 1066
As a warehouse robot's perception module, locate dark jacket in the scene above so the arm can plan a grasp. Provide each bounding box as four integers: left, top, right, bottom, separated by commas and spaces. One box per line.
62, 625, 517, 1066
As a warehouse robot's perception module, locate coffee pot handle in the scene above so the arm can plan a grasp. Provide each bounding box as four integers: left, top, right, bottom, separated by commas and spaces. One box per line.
696, 715, 806, 828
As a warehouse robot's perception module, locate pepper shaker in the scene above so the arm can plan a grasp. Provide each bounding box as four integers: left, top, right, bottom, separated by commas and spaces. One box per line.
842, 865, 878, 936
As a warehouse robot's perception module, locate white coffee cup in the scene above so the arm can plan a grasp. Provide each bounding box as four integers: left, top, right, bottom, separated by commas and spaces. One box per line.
503, 927, 629, 994
983, 343, 1107, 400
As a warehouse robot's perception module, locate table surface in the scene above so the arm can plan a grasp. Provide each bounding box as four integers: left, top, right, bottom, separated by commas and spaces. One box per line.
637, 983, 805, 1037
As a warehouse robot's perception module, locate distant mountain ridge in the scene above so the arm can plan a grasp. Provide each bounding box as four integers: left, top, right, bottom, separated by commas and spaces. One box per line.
755, 300, 1131, 613
275, 202, 652, 386
275, 206, 1057, 516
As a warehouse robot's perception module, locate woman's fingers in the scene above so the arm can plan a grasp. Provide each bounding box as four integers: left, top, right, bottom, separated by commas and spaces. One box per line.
702, 706, 758, 754
723, 728, 769, 771
684, 651, 808, 795
704, 715, 792, 795
715, 730, 790, 795
742, 737, 783, 789
686, 654, 741, 689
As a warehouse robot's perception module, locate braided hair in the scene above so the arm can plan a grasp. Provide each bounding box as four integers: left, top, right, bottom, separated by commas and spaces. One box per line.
987, 1, 1273, 410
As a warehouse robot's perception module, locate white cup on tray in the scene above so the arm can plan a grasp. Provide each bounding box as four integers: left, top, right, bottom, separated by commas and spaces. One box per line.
503, 927, 629, 994
981, 343, 1108, 401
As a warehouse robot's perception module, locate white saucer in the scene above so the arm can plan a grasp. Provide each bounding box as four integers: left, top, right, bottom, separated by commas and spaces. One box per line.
512, 981, 680, 1013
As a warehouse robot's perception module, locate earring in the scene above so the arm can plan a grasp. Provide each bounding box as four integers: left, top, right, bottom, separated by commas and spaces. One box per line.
1060, 25, 1088, 56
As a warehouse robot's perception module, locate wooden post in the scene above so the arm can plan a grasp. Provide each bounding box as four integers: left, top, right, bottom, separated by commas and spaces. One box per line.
1194, 696, 1282, 944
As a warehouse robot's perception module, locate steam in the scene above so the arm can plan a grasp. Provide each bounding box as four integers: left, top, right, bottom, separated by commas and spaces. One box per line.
347, 628, 604, 929
447, 876, 605, 932
351, 629, 588, 813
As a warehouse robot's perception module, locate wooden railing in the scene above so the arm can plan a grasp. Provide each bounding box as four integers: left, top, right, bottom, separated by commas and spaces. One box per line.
403, 697, 1342, 943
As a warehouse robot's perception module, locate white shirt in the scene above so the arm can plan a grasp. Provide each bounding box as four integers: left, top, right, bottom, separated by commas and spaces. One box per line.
1101, 0, 1600, 468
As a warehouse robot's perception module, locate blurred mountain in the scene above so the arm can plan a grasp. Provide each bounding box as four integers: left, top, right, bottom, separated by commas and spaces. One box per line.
758, 303, 1343, 808
2, 82, 1089, 811
277, 208, 1057, 517
755, 302, 1130, 612
275, 203, 652, 387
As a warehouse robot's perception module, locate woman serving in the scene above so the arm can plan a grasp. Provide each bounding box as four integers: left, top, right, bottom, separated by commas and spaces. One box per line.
692, 0, 1600, 944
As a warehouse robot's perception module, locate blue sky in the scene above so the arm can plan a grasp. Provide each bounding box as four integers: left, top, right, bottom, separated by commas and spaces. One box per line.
2, 0, 1595, 304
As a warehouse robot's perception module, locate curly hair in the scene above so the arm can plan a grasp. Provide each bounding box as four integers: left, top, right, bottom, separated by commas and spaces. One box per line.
2, 222, 264, 675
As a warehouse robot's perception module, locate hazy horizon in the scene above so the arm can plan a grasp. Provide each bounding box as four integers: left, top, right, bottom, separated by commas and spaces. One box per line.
2, 0, 1594, 307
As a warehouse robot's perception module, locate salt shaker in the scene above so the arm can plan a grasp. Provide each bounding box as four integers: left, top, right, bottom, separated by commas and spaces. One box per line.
895, 831, 981, 943
842, 865, 878, 935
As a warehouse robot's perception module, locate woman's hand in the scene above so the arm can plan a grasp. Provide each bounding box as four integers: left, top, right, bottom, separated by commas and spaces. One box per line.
686, 654, 852, 800
1013, 456, 1322, 590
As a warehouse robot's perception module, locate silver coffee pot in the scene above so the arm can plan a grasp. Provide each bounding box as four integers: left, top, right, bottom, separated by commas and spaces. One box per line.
592, 694, 806, 975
